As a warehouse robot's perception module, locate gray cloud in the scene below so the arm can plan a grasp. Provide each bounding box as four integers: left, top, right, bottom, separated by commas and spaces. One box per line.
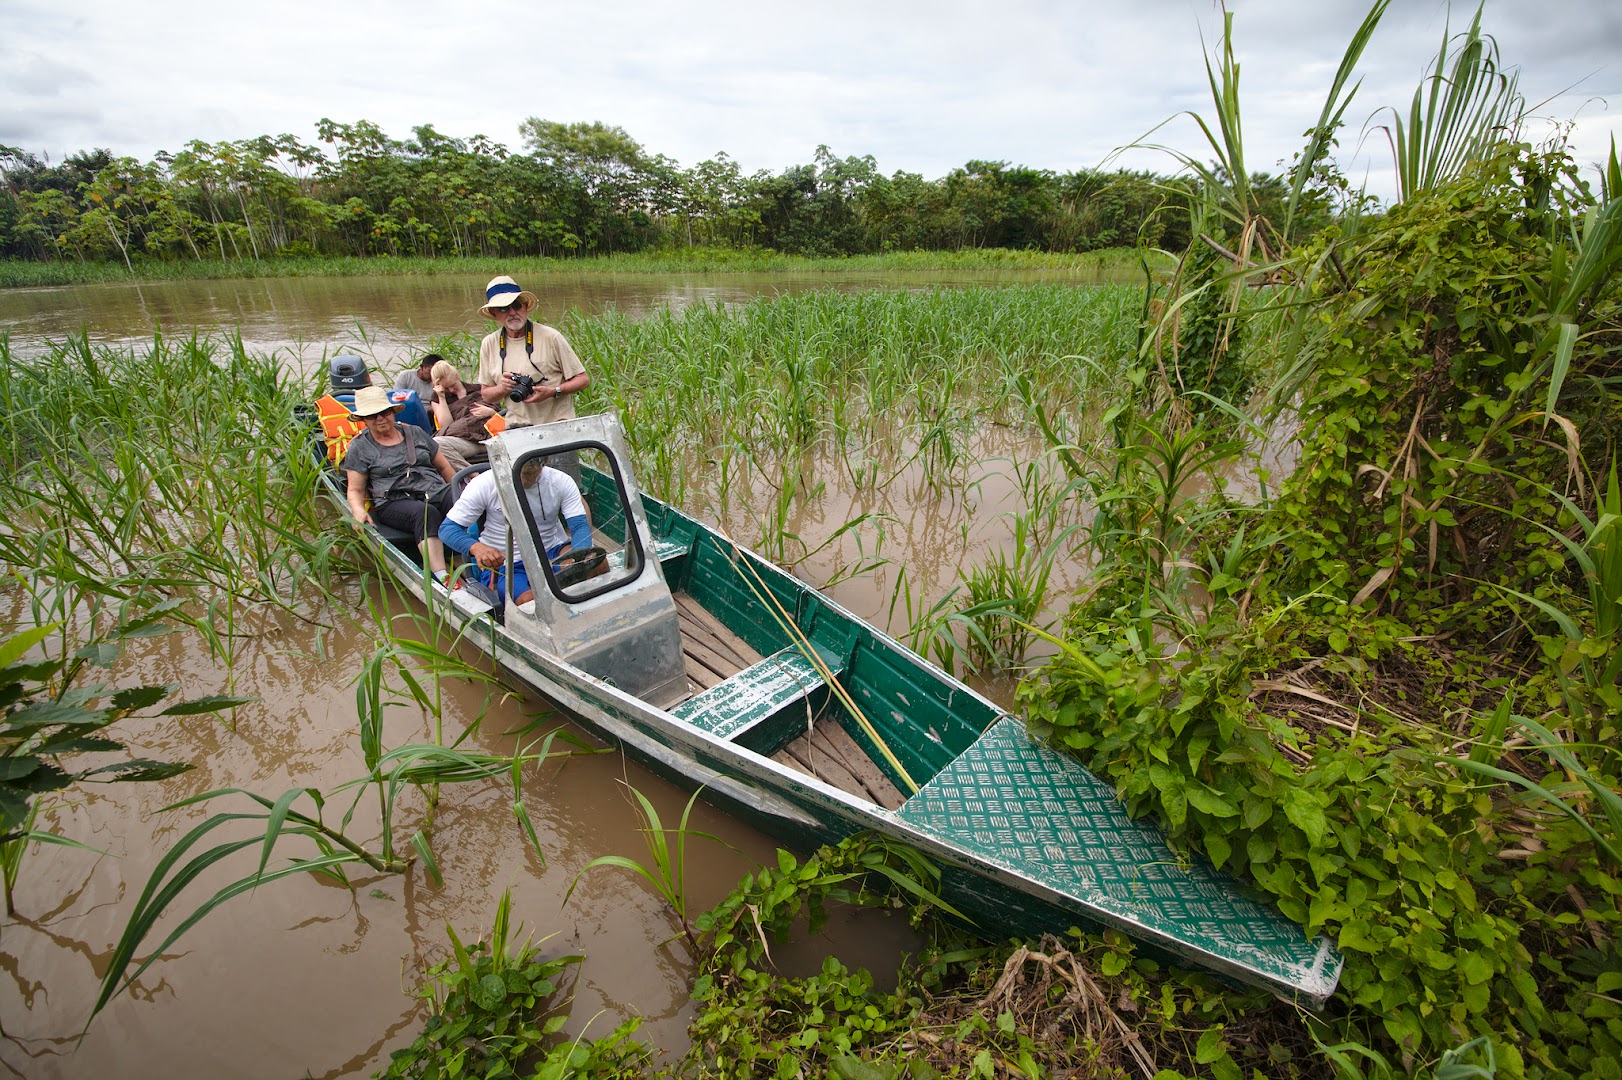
0, 0, 1613, 202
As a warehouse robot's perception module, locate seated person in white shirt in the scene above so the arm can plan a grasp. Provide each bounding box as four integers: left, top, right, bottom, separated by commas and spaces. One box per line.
437, 457, 592, 605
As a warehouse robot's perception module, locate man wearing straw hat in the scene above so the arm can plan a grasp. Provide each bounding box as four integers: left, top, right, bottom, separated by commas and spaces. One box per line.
475, 275, 590, 482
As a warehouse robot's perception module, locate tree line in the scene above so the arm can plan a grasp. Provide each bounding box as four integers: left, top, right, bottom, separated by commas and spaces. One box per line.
0, 119, 1324, 266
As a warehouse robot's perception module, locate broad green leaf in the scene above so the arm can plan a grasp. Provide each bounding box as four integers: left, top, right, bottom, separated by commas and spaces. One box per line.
6, 700, 105, 730
73, 642, 121, 668
0, 624, 60, 670
1283, 788, 1329, 847
110, 684, 171, 712
158, 694, 255, 717
470, 973, 507, 1011
1186, 784, 1239, 817
1196, 1026, 1229, 1065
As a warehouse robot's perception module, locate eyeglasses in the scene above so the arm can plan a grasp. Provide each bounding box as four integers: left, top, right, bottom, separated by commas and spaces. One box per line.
495, 300, 525, 314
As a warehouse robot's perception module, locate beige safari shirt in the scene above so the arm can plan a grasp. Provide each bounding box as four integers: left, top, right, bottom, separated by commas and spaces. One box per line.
477, 322, 587, 427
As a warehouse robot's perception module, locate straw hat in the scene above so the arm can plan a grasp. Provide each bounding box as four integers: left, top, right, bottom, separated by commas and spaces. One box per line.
480, 275, 539, 317
349, 385, 403, 419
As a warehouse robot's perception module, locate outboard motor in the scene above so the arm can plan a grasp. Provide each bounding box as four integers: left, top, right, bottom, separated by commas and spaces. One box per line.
327, 354, 434, 430
329, 354, 370, 393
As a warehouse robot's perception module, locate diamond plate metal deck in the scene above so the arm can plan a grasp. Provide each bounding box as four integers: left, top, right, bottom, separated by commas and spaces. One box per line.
896, 719, 1341, 1003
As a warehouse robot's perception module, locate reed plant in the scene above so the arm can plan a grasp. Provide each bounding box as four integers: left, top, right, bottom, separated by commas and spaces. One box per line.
0, 330, 597, 1025
0, 332, 344, 665
570, 284, 1139, 564
564, 784, 727, 951
960, 509, 1080, 676
0, 247, 1157, 291
93, 734, 595, 1021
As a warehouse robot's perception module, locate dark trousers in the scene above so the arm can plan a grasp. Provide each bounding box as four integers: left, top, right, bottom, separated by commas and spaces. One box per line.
374, 490, 453, 544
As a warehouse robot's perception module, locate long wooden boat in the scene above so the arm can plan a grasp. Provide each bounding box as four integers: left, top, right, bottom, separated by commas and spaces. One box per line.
314, 409, 1341, 1007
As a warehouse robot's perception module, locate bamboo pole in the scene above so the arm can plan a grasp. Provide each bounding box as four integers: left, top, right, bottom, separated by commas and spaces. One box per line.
720, 533, 919, 796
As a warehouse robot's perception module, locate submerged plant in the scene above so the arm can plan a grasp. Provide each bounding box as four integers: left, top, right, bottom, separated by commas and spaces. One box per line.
381, 889, 650, 1080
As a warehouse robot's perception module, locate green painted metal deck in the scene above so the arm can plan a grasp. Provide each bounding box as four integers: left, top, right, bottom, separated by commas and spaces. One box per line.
671, 645, 842, 740
895, 719, 1340, 1002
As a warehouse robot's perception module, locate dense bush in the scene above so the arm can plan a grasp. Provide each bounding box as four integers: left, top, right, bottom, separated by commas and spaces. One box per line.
1019, 141, 1622, 1077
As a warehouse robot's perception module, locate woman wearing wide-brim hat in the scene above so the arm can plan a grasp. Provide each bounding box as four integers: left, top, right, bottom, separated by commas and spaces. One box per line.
474, 276, 591, 471
341, 385, 458, 581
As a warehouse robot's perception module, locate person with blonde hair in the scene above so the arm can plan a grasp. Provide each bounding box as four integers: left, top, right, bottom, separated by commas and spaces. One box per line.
428, 358, 496, 470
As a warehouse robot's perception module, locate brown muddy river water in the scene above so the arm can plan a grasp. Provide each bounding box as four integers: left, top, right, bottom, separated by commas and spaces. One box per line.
0, 267, 1129, 369
0, 269, 1121, 1078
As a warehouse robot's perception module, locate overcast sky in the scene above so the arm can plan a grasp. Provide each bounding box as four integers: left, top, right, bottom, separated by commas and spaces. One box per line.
3, 1, 1617, 202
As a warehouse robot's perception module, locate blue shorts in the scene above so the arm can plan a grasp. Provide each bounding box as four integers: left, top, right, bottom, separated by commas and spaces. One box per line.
479, 545, 567, 602
480, 562, 532, 603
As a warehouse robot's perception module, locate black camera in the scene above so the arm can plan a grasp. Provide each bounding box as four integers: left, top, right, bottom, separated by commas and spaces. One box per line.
507, 373, 536, 402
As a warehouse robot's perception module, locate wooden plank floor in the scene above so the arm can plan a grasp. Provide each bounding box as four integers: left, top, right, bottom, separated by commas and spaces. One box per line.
673, 591, 759, 690
775, 721, 906, 811
670, 590, 902, 809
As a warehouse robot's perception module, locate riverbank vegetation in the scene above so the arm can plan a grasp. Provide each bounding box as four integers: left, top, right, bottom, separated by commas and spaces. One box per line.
0, 245, 1157, 289
1, 105, 1299, 272
1010, 7, 1622, 1078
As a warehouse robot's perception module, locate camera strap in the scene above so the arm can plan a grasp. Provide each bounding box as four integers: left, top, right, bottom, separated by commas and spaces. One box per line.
498, 321, 535, 369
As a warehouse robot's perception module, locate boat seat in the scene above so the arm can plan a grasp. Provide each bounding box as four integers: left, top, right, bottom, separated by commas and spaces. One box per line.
652, 535, 692, 564
604, 535, 690, 573
671, 643, 844, 743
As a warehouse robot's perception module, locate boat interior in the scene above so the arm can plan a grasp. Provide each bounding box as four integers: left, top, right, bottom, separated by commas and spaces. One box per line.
570, 447, 979, 812
346, 431, 986, 812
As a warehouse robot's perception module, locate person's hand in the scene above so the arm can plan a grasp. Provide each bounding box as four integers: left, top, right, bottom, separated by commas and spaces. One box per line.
470, 542, 504, 569
351, 507, 372, 526
470, 404, 494, 419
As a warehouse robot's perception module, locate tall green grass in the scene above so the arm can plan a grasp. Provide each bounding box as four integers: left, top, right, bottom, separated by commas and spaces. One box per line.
571, 284, 1139, 518
0, 331, 345, 673
0, 331, 598, 1023
0, 247, 1160, 290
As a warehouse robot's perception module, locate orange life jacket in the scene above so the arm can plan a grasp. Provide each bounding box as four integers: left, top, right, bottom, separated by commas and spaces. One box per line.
315, 395, 365, 464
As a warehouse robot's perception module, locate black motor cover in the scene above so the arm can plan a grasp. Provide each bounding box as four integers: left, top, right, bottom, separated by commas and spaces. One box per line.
329, 354, 370, 391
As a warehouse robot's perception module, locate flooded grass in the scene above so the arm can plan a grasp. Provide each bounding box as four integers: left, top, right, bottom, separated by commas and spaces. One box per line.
0, 246, 1163, 290
574, 283, 1137, 505
0, 275, 1151, 1075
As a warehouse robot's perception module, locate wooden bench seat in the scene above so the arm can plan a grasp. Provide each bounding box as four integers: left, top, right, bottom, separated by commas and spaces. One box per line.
671, 643, 844, 742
